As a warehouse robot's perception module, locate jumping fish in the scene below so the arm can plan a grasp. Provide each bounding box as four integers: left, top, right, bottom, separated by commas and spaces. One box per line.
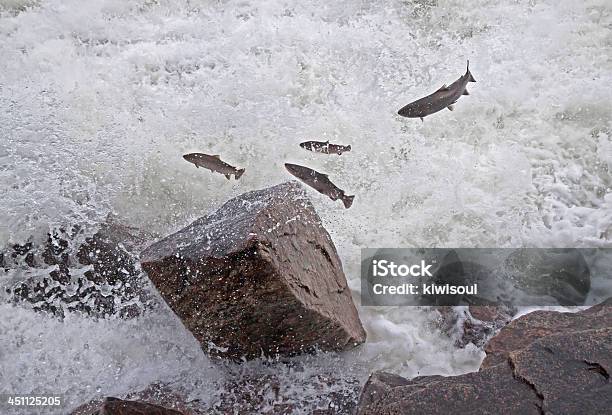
398, 61, 476, 121
284, 163, 354, 208
299, 140, 352, 155
183, 153, 245, 180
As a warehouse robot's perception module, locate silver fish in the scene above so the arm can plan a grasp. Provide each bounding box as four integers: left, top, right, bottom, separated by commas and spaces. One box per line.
284, 163, 354, 209
183, 153, 245, 180
299, 140, 352, 155
398, 61, 476, 121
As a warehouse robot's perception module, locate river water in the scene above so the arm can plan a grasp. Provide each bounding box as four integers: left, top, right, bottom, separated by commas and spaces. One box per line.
1, 0, 611, 413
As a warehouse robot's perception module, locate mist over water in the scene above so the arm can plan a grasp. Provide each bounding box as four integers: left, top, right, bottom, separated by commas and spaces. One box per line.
1, 0, 611, 412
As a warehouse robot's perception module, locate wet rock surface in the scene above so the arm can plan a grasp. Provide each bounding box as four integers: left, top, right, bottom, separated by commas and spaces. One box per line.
357, 365, 542, 415
459, 305, 514, 348
70, 369, 361, 415
482, 297, 612, 368
502, 248, 592, 306
357, 299, 612, 415
69, 384, 200, 415
213, 368, 361, 414
436, 304, 514, 348
140, 181, 366, 360
2, 218, 153, 318
77, 397, 187, 415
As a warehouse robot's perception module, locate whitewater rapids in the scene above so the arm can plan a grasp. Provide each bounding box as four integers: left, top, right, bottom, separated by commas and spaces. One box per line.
1, 0, 611, 413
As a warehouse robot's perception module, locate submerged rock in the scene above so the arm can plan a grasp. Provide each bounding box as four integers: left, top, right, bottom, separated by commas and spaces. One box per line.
70, 371, 360, 415
502, 248, 591, 306
213, 367, 361, 414
3, 218, 153, 318
460, 305, 514, 348
435, 305, 514, 349
356, 299, 612, 414
140, 181, 366, 360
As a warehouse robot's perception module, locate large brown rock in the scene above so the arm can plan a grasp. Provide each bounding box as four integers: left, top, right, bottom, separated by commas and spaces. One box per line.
356, 364, 542, 415
482, 297, 612, 368
356, 299, 612, 415
140, 181, 366, 360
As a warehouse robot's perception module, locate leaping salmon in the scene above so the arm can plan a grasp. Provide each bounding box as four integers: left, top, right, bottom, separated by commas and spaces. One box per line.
299, 140, 352, 155
284, 163, 354, 208
398, 61, 476, 121
183, 153, 245, 180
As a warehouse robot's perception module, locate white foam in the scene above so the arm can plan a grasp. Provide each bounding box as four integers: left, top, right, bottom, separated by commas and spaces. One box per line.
1, 0, 611, 412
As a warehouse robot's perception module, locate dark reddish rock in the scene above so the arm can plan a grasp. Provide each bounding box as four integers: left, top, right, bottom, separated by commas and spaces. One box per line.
355, 372, 411, 410
357, 364, 541, 415
482, 297, 612, 368
357, 299, 612, 415
459, 305, 514, 348
140, 181, 366, 360
508, 328, 612, 414
69, 384, 199, 415
89, 397, 184, 415
468, 305, 511, 322
4, 218, 153, 318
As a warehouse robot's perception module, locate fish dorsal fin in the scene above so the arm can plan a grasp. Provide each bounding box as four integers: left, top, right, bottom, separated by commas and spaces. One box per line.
325, 140, 329, 144
212, 155, 220, 158
437, 84, 449, 92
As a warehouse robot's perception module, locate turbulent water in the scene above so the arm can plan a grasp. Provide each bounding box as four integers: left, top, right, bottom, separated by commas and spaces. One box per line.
1, 0, 611, 413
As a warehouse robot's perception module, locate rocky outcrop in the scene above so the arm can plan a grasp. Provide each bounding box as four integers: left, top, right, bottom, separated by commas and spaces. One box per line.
140, 181, 365, 360
3, 218, 153, 318
356, 299, 612, 414
357, 365, 542, 414
482, 297, 612, 368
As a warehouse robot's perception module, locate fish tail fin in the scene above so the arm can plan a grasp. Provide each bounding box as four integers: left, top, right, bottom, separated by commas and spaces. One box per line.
346, 145, 351, 151
466, 60, 476, 82
235, 168, 245, 179
342, 195, 355, 209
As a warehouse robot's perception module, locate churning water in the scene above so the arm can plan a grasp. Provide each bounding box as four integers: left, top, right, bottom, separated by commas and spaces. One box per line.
1, 0, 611, 413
